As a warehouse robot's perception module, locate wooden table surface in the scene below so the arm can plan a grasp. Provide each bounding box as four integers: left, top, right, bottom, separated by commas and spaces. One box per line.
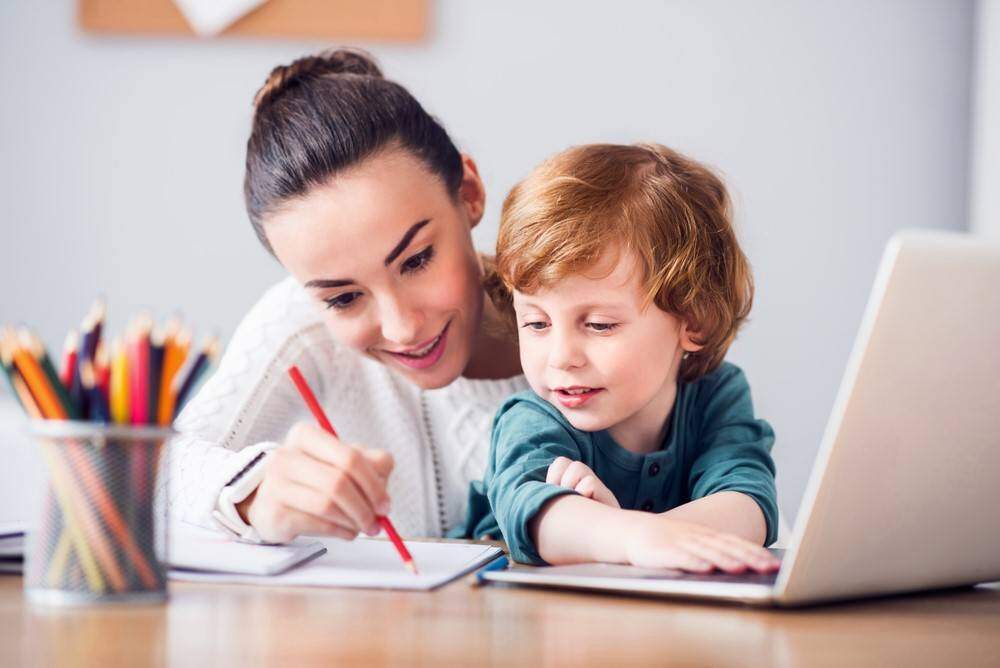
3, 574, 1000, 667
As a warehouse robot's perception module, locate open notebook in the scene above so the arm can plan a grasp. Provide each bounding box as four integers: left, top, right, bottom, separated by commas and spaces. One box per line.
169, 523, 502, 591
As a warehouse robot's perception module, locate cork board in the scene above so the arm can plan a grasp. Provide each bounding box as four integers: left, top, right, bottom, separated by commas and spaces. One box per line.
78, 0, 429, 41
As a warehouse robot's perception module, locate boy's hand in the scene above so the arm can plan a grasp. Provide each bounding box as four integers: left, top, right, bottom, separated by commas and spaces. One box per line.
546, 457, 620, 509
623, 514, 780, 574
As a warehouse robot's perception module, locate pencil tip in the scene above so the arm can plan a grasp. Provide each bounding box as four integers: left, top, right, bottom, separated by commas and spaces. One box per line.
405, 560, 419, 575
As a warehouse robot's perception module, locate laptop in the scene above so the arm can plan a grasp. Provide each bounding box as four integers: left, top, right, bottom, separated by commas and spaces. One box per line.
484, 231, 1000, 606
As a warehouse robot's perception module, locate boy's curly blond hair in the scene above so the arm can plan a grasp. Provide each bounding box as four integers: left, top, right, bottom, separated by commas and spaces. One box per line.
491, 143, 753, 383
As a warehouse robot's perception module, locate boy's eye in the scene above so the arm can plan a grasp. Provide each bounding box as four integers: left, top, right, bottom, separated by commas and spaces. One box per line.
401, 246, 435, 274
587, 322, 619, 332
522, 321, 549, 331
324, 291, 362, 311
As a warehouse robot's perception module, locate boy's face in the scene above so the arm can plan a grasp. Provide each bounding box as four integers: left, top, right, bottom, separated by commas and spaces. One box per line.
512, 249, 702, 450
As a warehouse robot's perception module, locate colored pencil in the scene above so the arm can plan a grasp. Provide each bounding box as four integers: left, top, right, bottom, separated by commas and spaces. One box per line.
157, 325, 188, 426
60, 330, 78, 389
80, 361, 109, 423
21, 329, 78, 420
286, 364, 418, 575
147, 329, 164, 426
172, 336, 217, 417
94, 342, 110, 402
10, 339, 68, 420
129, 319, 151, 425
110, 338, 130, 425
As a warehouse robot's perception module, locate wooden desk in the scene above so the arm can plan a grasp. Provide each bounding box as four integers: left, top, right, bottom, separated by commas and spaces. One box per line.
2, 575, 999, 667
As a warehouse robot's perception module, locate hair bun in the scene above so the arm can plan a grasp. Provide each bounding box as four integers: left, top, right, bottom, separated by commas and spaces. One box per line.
253, 48, 383, 108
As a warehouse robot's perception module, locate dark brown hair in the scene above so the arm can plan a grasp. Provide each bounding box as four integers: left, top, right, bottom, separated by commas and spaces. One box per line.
244, 49, 464, 254
494, 143, 753, 382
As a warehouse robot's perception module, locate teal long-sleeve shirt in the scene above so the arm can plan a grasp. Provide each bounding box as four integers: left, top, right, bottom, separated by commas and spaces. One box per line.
456, 362, 778, 565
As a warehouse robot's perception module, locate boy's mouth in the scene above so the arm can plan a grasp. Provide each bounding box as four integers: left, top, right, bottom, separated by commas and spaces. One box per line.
552, 385, 604, 408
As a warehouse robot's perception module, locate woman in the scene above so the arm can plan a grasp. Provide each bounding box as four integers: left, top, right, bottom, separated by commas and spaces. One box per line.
169, 49, 524, 544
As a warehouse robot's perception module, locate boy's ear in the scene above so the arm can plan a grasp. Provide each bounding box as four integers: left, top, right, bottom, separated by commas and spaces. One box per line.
679, 320, 705, 353
458, 153, 486, 230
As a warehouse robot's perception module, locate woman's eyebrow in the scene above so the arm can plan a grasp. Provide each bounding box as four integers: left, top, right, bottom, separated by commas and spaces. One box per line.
303, 219, 432, 288
304, 278, 354, 289
384, 219, 430, 266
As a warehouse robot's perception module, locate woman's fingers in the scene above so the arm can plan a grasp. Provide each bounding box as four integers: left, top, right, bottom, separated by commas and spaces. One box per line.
546, 457, 572, 485
274, 478, 376, 535
361, 449, 395, 479
286, 422, 391, 515
272, 505, 359, 543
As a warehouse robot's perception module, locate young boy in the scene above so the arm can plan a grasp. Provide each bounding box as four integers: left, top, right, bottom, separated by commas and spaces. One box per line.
461, 143, 780, 573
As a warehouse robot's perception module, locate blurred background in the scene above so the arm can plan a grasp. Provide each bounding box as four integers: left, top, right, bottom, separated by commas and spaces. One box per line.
1, 0, 998, 524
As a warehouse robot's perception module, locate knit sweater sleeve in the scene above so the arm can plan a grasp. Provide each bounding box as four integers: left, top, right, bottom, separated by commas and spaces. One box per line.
163, 278, 334, 530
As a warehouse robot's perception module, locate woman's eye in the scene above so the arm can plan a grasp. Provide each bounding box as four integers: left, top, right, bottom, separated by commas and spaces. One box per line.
401, 246, 435, 274
522, 321, 549, 331
324, 292, 362, 311
587, 322, 619, 332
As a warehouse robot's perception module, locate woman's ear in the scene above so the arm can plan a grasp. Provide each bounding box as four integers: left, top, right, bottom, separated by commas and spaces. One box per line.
458, 153, 486, 229
679, 320, 705, 353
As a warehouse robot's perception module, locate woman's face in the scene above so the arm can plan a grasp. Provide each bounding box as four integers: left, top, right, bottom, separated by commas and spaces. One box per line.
265, 148, 487, 390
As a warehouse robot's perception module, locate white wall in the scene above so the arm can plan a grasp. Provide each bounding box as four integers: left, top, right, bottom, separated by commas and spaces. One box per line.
0, 1, 975, 521
972, 0, 1000, 238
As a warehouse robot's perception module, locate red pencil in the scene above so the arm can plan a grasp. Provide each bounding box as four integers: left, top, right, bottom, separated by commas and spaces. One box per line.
287, 365, 418, 575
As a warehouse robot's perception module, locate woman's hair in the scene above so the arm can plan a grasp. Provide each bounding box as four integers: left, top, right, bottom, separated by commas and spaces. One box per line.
245, 48, 464, 254
493, 143, 753, 383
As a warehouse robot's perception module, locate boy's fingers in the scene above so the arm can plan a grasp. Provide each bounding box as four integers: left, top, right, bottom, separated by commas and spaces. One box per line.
575, 476, 596, 497
546, 457, 572, 485
559, 461, 591, 490
685, 537, 748, 574
717, 534, 781, 571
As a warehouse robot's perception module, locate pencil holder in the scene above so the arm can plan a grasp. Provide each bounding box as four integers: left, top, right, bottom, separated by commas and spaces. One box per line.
24, 420, 173, 606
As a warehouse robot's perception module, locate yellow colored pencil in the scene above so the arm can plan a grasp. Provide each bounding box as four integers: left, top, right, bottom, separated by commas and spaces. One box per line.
110, 338, 130, 424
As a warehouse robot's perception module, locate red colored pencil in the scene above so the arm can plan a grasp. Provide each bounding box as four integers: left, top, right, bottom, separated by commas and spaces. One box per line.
60, 330, 78, 389
286, 365, 418, 575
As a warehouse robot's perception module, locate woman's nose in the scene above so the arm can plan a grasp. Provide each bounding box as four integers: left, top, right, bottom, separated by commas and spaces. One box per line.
379, 296, 425, 345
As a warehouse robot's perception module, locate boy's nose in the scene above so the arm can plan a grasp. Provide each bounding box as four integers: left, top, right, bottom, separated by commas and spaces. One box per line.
547, 330, 587, 370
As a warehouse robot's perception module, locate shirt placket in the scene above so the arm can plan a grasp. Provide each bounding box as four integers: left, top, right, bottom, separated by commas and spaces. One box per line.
634, 449, 675, 513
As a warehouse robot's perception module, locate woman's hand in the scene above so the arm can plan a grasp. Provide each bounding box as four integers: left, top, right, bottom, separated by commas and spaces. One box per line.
238, 421, 394, 544
546, 457, 620, 509
623, 514, 780, 574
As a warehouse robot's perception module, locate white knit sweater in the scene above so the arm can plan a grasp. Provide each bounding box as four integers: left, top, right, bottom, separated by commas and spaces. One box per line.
166, 277, 527, 538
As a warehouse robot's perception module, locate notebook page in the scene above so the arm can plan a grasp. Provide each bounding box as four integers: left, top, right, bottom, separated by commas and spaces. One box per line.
172, 537, 503, 590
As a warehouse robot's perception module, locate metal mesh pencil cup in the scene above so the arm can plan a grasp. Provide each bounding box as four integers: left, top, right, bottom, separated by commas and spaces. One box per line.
24, 420, 173, 606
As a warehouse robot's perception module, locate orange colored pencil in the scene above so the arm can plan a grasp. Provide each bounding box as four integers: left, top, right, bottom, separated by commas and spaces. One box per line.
11, 343, 67, 420
286, 365, 418, 575
157, 325, 189, 426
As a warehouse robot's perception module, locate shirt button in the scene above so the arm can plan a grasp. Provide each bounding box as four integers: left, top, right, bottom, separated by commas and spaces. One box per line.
649, 463, 661, 476
640, 500, 654, 512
